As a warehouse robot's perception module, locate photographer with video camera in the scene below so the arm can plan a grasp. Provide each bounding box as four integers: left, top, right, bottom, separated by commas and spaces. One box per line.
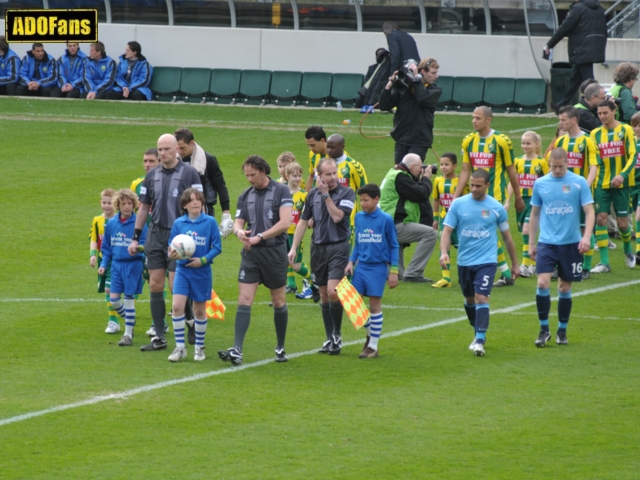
379, 58, 442, 165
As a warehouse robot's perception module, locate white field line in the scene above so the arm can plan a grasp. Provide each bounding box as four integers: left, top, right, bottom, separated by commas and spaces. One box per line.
0, 112, 558, 134
1, 279, 638, 427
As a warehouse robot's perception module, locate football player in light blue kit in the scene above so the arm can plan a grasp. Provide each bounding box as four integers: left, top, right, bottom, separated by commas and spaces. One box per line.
167, 188, 222, 362
528, 148, 595, 347
440, 169, 520, 356
345, 183, 399, 359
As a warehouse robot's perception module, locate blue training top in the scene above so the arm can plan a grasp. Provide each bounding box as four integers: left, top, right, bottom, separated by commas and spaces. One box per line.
100, 213, 147, 266
169, 213, 222, 274
531, 171, 593, 245
350, 207, 399, 267
444, 194, 509, 266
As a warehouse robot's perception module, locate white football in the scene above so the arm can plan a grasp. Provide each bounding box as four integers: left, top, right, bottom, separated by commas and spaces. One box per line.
170, 234, 196, 259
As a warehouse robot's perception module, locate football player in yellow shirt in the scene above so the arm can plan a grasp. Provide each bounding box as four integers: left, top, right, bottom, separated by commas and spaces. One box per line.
89, 188, 117, 334
304, 126, 328, 192
505, 131, 549, 277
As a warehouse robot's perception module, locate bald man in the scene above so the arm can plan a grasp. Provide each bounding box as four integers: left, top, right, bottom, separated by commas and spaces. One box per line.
128, 133, 203, 351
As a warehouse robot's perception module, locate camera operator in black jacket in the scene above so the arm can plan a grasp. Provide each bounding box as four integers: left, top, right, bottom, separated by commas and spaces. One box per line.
379, 58, 442, 165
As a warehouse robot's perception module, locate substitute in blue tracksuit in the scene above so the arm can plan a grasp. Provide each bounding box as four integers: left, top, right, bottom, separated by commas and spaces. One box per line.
0, 36, 21, 96
16, 43, 57, 97
106, 41, 153, 101
99, 189, 148, 346
167, 188, 222, 362
51, 42, 87, 98
82, 41, 116, 100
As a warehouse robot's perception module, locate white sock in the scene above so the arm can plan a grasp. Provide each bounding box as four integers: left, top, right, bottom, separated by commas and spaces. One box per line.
368, 312, 383, 350
195, 317, 207, 348
172, 314, 186, 348
124, 296, 135, 337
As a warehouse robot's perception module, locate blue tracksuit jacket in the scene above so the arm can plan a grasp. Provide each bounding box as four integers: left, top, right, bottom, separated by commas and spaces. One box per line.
112, 54, 153, 101
0, 49, 21, 86
83, 55, 116, 94
18, 50, 57, 88
57, 48, 87, 89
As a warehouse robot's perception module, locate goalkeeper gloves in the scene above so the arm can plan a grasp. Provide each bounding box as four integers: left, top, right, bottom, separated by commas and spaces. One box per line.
219, 213, 234, 239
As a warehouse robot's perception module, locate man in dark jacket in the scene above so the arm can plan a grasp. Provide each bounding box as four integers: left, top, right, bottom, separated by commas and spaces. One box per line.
545, 0, 607, 108
382, 21, 420, 75
575, 82, 605, 132
379, 57, 442, 164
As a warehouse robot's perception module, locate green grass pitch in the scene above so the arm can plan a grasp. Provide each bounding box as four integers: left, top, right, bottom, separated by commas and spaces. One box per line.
1, 98, 639, 479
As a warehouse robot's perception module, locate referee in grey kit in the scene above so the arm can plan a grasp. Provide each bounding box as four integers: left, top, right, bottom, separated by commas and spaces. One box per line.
128, 134, 203, 351
218, 155, 293, 366
289, 158, 355, 355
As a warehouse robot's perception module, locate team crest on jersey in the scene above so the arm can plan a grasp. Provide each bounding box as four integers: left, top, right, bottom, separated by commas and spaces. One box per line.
43, 66, 48, 73
562, 185, 570, 193
578, 142, 585, 152
617, 130, 624, 139
481, 209, 490, 218
101, 65, 106, 72
172, 188, 178, 197
0, 63, 4, 69
488, 143, 495, 153
534, 165, 543, 175
341, 166, 349, 177
295, 200, 304, 211
268, 209, 273, 220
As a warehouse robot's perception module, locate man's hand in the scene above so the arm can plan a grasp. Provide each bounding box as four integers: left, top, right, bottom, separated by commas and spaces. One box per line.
511, 264, 520, 279
578, 236, 591, 254
86, 91, 97, 100
439, 253, 450, 269
219, 213, 234, 239
28, 81, 39, 91
529, 243, 537, 261
544, 46, 550, 56
345, 261, 354, 276
515, 197, 525, 213
61, 84, 72, 93
611, 174, 625, 188
123, 87, 130, 98
316, 175, 329, 195
421, 165, 433, 180
167, 247, 180, 260
385, 70, 398, 90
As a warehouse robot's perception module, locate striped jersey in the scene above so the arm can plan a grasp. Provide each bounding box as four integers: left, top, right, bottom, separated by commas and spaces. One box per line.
336, 155, 368, 225
308, 149, 349, 188
590, 123, 636, 188
551, 133, 599, 181
461, 130, 514, 203
513, 156, 549, 197
89, 214, 111, 258
432, 175, 468, 219
636, 140, 640, 185
130, 177, 144, 197
288, 189, 308, 234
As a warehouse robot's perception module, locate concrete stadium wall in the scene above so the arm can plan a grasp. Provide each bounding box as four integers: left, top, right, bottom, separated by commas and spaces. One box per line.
1, 20, 639, 92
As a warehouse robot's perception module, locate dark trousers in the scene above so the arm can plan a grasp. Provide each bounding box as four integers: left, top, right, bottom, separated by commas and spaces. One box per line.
105, 90, 148, 101
15, 84, 55, 97
394, 143, 428, 165
50, 87, 81, 98
558, 63, 594, 107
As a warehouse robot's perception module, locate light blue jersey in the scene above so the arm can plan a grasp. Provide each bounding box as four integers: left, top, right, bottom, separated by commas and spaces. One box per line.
531, 171, 593, 245
444, 194, 509, 266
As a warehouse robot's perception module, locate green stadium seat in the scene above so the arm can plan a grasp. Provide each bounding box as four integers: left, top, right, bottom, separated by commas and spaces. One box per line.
330, 73, 364, 107
436, 76, 454, 111
269, 71, 302, 106
150, 67, 182, 102
239, 70, 272, 105
483, 78, 516, 112
179, 68, 212, 104
300, 72, 333, 107
209, 69, 241, 104
451, 77, 485, 111
513, 78, 548, 114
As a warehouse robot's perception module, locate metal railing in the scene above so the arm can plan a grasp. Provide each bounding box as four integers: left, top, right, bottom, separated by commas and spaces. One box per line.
607, 0, 640, 38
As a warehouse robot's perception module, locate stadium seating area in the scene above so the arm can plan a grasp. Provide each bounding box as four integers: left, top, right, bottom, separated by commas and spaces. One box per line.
150, 67, 547, 113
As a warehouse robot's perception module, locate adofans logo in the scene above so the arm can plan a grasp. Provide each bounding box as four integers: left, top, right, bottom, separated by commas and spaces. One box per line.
5, 9, 98, 43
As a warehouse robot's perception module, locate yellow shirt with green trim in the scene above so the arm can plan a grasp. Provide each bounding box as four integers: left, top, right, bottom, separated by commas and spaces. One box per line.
513, 156, 549, 197
308, 150, 349, 188
550, 133, 599, 180
590, 123, 636, 189
130, 177, 144, 197
336, 155, 368, 226
635, 139, 640, 185
461, 129, 514, 203
288, 189, 308, 235
432, 175, 468, 219
89, 214, 109, 259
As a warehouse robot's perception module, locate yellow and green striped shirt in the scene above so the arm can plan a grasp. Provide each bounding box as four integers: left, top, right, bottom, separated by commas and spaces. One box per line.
288, 189, 308, 235
590, 123, 636, 189
336, 155, 368, 226
432, 175, 468, 219
551, 133, 599, 181
513, 156, 549, 197
461, 130, 514, 203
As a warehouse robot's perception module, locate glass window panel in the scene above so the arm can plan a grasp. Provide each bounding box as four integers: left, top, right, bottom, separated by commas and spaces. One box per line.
173, 0, 231, 27
236, 0, 294, 29
297, 0, 357, 31
490, 0, 556, 36
47, 0, 107, 23
423, 0, 486, 34
362, 0, 421, 33
1, 0, 44, 20
110, 0, 168, 24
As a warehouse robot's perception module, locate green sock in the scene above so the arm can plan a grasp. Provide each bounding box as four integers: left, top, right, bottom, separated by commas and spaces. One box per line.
297, 263, 311, 279
287, 267, 296, 288
522, 234, 530, 266
596, 225, 609, 265
106, 293, 117, 323
636, 220, 640, 254
583, 234, 595, 270
620, 225, 632, 254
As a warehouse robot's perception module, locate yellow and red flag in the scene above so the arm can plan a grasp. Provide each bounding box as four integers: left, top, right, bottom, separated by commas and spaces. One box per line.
205, 289, 225, 321
335, 276, 370, 330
